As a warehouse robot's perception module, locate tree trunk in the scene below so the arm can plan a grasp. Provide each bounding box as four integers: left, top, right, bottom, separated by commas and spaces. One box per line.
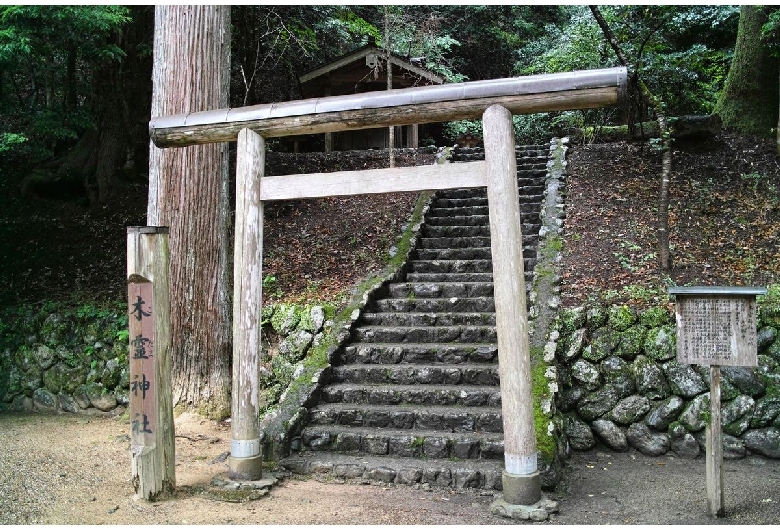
148, 6, 233, 419
384, 7, 395, 168
44, 6, 152, 204
713, 6, 779, 139
589, 5, 673, 271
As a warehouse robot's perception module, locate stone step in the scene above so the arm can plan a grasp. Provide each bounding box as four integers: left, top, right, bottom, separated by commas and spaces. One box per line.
332, 362, 499, 385
414, 248, 536, 261
408, 259, 537, 274
422, 224, 540, 238
372, 297, 495, 313
281, 452, 505, 491
408, 259, 492, 274
428, 205, 490, 217
428, 202, 540, 219
387, 281, 493, 299
360, 311, 496, 327
417, 236, 537, 249
352, 325, 497, 344
432, 197, 488, 209
322, 383, 501, 407
297, 425, 505, 461
404, 272, 494, 283
426, 212, 540, 226
425, 215, 490, 227
309, 403, 503, 433
413, 247, 493, 260
340, 342, 498, 365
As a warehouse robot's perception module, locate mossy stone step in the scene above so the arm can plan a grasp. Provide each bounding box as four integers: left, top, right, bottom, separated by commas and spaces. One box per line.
340, 342, 498, 365
352, 324, 497, 344
387, 281, 494, 298
308, 403, 503, 433
297, 425, 505, 461
360, 311, 496, 327
371, 297, 495, 313
280, 452, 506, 491
321, 383, 501, 407
331, 362, 499, 385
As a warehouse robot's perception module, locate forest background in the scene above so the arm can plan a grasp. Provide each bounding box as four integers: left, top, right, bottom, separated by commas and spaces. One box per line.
1, 5, 779, 416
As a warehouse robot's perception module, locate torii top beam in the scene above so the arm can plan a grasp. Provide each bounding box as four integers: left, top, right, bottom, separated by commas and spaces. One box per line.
149, 67, 628, 148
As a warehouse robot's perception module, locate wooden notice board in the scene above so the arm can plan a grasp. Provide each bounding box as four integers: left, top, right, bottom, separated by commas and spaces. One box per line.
670, 286, 765, 367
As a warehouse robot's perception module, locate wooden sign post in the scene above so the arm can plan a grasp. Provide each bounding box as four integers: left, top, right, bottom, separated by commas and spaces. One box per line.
669, 286, 766, 518
127, 227, 175, 500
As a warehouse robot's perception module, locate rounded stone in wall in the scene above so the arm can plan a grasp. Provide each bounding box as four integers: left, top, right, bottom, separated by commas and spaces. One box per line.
643, 326, 676, 362
34, 344, 56, 370
591, 419, 628, 451
600, 356, 635, 398
692, 431, 747, 459
584, 328, 618, 362
73, 384, 91, 409
59, 392, 80, 413
744, 427, 780, 458
32, 387, 58, 412
678, 393, 710, 432
609, 395, 651, 425
751, 395, 780, 428
564, 415, 596, 450
663, 361, 708, 397
43, 362, 85, 395
86, 382, 117, 412
722, 366, 766, 397
757, 326, 777, 352
614, 325, 646, 360
626, 423, 670, 456
571, 359, 601, 389
557, 385, 586, 413
576, 385, 621, 421
670, 432, 700, 459
645, 395, 685, 431
722, 395, 756, 436
633, 355, 670, 400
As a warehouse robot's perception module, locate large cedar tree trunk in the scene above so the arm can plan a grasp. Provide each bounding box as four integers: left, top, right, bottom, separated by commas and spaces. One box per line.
148, 6, 232, 419
713, 6, 779, 138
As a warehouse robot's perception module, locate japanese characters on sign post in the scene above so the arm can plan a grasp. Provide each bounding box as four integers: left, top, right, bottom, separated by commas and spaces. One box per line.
128, 281, 156, 449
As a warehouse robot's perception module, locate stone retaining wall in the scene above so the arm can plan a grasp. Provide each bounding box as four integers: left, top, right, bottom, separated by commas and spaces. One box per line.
552, 304, 780, 459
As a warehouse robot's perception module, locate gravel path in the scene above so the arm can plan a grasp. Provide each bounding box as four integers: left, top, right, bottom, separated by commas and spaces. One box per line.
1, 411, 778, 525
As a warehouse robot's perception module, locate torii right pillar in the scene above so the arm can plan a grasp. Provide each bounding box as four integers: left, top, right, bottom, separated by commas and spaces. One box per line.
483, 104, 541, 506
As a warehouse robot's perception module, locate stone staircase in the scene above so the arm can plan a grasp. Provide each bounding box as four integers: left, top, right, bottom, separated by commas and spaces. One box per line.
281, 145, 551, 491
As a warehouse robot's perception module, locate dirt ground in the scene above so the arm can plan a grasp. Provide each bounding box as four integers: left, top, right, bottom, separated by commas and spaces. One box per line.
1, 412, 778, 525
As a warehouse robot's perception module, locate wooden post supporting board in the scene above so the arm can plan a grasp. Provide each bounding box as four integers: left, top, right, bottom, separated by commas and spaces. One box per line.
229, 128, 266, 480
669, 286, 766, 518
127, 226, 175, 500
706, 365, 724, 517
483, 104, 540, 506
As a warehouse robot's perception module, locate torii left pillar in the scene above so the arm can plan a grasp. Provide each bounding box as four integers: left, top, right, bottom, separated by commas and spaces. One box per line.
229, 128, 266, 479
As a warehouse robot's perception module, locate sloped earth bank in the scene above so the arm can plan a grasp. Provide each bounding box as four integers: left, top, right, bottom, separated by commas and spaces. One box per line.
1, 412, 779, 524
561, 132, 780, 308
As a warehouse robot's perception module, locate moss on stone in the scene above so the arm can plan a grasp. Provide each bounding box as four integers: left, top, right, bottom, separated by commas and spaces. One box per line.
530, 347, 557, 461
608, 305, 636, 332
615, 325, 647, 360
639, 306, 672, 328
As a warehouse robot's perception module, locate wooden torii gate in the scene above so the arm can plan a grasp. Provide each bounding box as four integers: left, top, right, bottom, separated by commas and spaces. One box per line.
145, 67, 627, 506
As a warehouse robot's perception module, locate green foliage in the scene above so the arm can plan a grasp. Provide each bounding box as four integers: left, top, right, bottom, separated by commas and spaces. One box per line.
442, 119, 481, 143
0, 6, 131, 167
515, 5, 739, 136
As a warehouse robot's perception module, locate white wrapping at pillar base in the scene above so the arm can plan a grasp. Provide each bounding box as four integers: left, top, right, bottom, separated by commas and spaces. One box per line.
231, 438, 261, 458
505, 452, 538, 476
